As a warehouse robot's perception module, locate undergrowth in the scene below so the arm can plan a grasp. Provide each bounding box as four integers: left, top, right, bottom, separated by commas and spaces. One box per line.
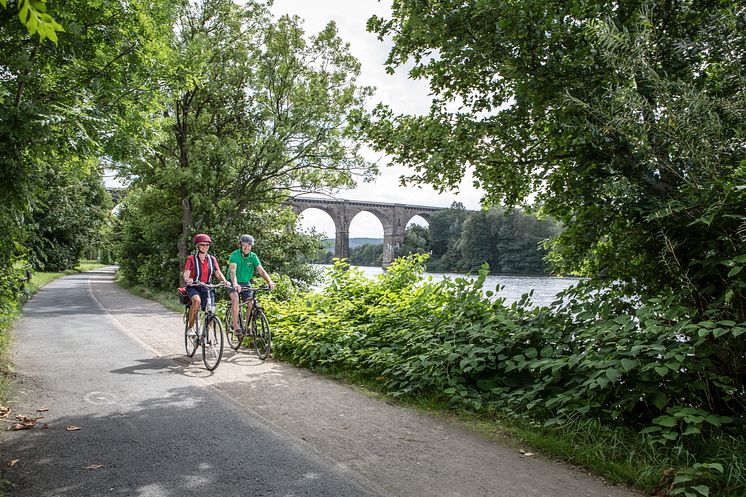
265, 255, 746, 497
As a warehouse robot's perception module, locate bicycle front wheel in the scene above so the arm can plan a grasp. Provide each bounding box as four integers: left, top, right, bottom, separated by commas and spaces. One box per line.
202, 316, 224, 370
185, 314, 199, 357
224, 307, 242, 351
252, 311, 271, 360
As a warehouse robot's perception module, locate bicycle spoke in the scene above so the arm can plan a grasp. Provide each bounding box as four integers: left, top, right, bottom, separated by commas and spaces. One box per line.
225, 308, 242, 350
202, 316, 224, 370
184, 313, 199, 358
253, 311, 271, 360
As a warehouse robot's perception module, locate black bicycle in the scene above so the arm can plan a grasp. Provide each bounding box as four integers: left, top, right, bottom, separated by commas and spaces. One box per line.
224, 286, 271, 359
180, 283, 226, 370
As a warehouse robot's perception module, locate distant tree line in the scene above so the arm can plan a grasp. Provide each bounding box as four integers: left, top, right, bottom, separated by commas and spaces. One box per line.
315, 203, 562, 274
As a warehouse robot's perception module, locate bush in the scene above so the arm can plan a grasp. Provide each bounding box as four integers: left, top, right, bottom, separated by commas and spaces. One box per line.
268, 254, 746, 496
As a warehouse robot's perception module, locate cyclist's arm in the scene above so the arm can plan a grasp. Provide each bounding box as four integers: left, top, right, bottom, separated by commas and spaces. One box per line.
256, 265, 275, 290
229, 262, 240, 290
183, 257, 194, 285
213, 260, 231, 287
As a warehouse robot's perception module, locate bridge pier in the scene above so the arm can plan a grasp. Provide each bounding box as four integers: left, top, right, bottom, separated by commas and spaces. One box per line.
335, 230, 350, 261
382, 225, 406, 268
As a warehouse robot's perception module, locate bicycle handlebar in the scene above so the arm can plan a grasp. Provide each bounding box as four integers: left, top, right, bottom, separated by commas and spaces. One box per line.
186, 282, 229, 290
243, 285, 270, 292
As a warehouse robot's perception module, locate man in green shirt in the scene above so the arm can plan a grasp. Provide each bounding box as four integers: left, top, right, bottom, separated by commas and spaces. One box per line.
228, 234, 275, 337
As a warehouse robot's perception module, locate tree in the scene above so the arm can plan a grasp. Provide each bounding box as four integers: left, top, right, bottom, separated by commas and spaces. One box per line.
428, 202, 468, 260
349, 243, 382, 267
117, 0, 376, 288
27, 165, 111, 271
400, 224, 430, 258
364, 1, 745, 315
1, 0, 64, 43
0, 0, 176, 304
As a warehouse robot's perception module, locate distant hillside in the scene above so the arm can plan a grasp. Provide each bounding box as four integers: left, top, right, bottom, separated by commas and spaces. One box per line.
322, 237, 383, 250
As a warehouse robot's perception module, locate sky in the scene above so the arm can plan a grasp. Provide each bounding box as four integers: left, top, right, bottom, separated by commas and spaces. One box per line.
270, 0, 484, 238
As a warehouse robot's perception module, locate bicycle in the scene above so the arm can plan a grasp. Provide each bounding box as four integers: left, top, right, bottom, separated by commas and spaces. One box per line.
224, 285, 272, 359
179, 282, 226, 370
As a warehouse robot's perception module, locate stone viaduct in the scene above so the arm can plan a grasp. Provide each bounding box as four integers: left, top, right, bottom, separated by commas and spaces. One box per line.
107, 188, 445, 268
285, 197, 443, 268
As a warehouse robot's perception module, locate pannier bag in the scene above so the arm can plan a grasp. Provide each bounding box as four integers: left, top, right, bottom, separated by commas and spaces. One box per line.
178, 287, 190, 305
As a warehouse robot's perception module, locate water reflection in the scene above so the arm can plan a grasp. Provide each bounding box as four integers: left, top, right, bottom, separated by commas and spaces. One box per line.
314, 265, 582, 308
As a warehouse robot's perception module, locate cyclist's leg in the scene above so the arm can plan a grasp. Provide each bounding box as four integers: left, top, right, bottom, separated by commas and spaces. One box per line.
229, 289, 241, 331
185, 307, 199, 357
186, 286, 202, 330
245, 299, 255, 328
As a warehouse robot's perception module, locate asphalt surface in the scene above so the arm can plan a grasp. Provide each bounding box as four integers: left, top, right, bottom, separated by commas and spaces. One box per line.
1, 267, 643, 497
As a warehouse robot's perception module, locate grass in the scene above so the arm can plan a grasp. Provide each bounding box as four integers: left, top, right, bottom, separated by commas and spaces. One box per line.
23, 259, 107, 297
114, 274, 185, 314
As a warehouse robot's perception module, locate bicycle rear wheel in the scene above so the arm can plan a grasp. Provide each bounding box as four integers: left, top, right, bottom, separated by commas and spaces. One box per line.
185, 313, 199, 357
252, 311, 271, 360
202, 316, 224, 370
224, 307, 242, 351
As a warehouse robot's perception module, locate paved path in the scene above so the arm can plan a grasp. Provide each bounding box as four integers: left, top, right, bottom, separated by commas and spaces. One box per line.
2, 267, 642, 497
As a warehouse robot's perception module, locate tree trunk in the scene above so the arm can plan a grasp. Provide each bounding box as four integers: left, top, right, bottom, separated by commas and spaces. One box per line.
178, 192, 192, 285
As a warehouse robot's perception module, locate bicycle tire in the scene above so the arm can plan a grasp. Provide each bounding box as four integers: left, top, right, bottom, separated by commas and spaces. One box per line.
252, 310, 271, 360
185, 312, 199, 357
202, 316, 224, 370
224, 307, 243, 351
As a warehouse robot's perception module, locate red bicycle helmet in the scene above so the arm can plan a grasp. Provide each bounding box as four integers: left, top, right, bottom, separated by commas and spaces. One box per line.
193, 233, 212, 245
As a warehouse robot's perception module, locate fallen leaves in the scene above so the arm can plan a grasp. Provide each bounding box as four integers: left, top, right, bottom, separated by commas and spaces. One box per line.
85, 464, 104, 471
2, 406, 82, 432
519, 449, 535, 457
7, 459, 19, 467
8, 414, 37, 431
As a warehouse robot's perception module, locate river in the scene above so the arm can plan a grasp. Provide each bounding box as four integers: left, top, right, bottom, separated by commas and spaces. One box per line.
314, 265, 583, 308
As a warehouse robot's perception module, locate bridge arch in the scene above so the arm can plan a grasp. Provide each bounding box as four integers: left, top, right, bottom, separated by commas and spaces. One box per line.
286, 198, 443, 268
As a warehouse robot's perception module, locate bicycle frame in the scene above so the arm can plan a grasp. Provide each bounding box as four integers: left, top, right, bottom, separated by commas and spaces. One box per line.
184, 282, 227, 370
225, 286, 271, 358
236, 286, 268, 328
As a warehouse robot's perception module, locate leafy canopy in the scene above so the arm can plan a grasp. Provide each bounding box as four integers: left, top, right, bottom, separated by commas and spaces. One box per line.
363, 0, 746, 316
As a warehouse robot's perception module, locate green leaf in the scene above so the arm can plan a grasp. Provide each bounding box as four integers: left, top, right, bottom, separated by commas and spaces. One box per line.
653, 415, 677, 427
673, 474, 693, 484
649, 391, 667, 410
605, 368, 621, 383
655, 366, 669, 377
712, 328, 729, 338
691, 485, 709, 496
621, 358, 638, 371
682, 426, 701, 436
727, 266, 743, 277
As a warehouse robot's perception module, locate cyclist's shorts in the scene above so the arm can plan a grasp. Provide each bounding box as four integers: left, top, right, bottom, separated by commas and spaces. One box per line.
186, 286, 213, 311
228, 285, 254, 302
